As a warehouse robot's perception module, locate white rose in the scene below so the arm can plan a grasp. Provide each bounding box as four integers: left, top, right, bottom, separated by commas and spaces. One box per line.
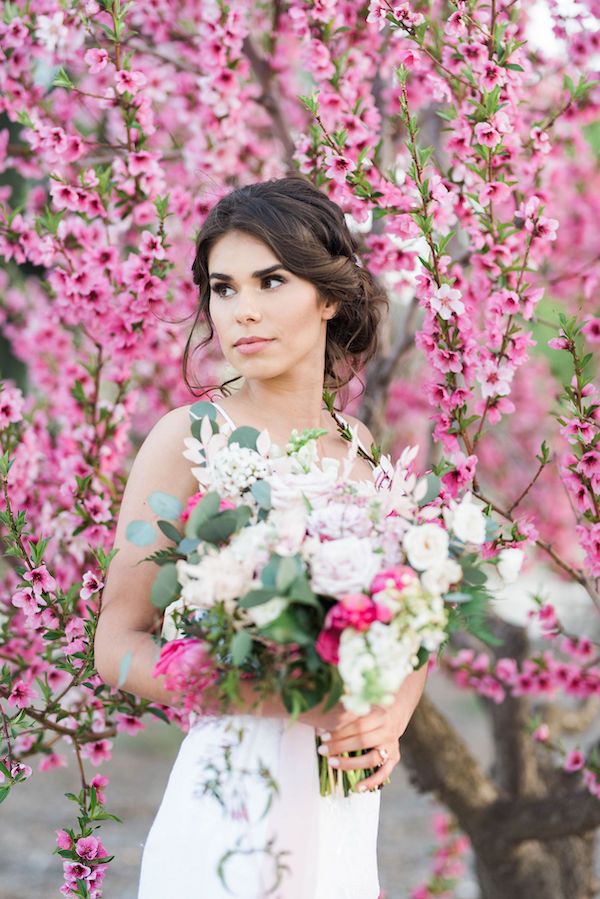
268, 508, 308, 555
403, 523, 449, 571
451, 495, 487, 544
308, 502, 372, 540
309, 536, 381, 597
177, 548, 254, 610
421, 558, 463, 596
497, 547, 524, 583
246, 596, 287, 628
268, 465, 338, 512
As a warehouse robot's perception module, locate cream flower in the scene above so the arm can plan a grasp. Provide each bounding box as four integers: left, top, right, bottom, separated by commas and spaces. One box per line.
402, 523, 449, 571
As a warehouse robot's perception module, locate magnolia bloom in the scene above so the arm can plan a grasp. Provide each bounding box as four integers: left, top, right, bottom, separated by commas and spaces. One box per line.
402, 523, 449, 571
497, 547, 524, 583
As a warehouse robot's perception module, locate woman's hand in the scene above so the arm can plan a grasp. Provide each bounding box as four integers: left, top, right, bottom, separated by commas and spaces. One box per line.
317, 704, 402, 792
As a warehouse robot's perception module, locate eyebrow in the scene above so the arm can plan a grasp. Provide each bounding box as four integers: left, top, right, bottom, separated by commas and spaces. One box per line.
209, 263, 287, 281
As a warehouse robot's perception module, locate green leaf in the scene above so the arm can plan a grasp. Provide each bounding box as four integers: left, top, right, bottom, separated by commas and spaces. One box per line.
0, 787, 10, 805
185, 491, 220, 538
196, 506, 251, 545
250, 480, 271, 509
148, 492, 184, 520
189, 401, 217, 422
52, 67, 74, 90
276, 555, 302, 593
287, 575, 319, 607
230, 631, 252, 666
116, 650, 133, 688
150, 563, 179, 610
157, 520, 182, 543
238, 588, 280, 609
418, 473, 441, 506
126, 520, 156, 547
258, 608, 312, 645
228, 426, 261, 450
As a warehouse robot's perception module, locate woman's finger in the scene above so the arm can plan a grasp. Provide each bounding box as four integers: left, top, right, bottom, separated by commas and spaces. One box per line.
320, 707, 386, 742
326, 747, 391, 772
353, 749, 401, 792
319, 726, 394, 757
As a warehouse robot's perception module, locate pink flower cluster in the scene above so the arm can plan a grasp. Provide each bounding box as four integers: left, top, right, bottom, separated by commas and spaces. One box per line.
153, 638, 219, 713
315, 565, 416, 665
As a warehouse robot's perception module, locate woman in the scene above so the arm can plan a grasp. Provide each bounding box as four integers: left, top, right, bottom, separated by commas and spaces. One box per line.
94, 175, 429, 898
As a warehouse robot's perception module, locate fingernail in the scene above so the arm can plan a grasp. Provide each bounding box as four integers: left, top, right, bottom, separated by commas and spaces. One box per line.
357, 784, 366, 792
317, 744, 329, 756
328, 757, 339, 767
318, 731, 332, 741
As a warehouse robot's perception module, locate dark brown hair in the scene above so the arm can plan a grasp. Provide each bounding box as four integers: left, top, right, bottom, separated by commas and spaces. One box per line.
184, 174, 389, 405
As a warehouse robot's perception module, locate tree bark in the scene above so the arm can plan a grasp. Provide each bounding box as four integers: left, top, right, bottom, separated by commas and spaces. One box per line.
400, 611, 599, 898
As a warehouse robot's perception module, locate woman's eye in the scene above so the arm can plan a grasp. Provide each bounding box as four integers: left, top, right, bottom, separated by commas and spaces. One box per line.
262, 276, 285, 289
212, 276, 285, 297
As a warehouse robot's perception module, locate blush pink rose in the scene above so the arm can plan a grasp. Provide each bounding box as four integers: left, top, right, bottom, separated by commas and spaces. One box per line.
370, 564, 418, 595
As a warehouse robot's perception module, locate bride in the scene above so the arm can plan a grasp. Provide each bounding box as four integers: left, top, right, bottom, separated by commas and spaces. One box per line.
94, 174, 429, 898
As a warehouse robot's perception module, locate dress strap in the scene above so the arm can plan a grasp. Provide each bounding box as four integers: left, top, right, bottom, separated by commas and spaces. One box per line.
210, 401, 237, 430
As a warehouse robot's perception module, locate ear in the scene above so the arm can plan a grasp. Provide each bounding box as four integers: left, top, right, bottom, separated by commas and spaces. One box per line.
321, 296, 340, 321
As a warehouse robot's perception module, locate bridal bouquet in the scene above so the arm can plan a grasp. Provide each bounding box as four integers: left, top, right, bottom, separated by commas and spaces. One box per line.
127, 398, 505, 796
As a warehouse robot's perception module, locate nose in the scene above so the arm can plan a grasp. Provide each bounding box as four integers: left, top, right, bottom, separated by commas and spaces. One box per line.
234, 288, 262, 324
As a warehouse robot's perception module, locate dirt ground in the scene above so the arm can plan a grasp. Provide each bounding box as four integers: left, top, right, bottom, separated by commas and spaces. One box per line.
0, 670, 577, 899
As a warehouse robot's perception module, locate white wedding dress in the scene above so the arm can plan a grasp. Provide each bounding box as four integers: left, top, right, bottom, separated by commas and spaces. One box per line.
137, 403, 382, 899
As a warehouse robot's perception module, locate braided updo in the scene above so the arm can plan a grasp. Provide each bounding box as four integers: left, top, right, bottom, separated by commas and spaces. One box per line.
185, 174, 389, 400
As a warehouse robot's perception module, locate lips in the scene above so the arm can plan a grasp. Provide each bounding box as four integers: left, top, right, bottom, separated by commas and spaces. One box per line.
234, 337, 275, 355
234, 337, 273, 346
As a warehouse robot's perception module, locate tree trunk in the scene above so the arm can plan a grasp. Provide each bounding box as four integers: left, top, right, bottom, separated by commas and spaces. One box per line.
400, 614, 600, 898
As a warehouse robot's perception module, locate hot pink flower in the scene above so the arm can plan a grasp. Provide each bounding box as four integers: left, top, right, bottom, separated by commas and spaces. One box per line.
115, 69, 147, 96
22, 564, 57, 596
315, 627, 341, 665
76, 836, 100, 860
154, 638, 217, 709
371, 564, 418, 595
56, 830, 72, 850
84, 48, 108, 73
564, 749, 585, 772
8, 679, 38, 708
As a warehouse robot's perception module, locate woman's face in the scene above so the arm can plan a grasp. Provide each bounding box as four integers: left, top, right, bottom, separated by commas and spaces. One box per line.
207, 229, 336, 383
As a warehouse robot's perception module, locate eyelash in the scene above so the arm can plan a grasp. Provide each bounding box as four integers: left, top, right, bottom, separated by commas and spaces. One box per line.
211, 276, 285, 298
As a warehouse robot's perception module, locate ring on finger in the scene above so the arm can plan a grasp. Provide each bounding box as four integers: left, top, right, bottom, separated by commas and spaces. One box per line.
375, 746, 389, 767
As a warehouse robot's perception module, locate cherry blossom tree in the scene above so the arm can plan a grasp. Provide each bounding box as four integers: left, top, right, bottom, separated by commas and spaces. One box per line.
0, 1, 599, 896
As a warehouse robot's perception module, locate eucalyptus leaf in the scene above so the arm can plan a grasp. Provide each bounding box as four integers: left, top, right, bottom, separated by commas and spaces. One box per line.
185, 491, 221, 538
231, 631, 253, 666
157, 520, 183, 543
418, 473, 441, 506
116, 650, 133, 688
150, 563, 179, 610
238, 588, 280, 609
148, 491, 184, 520
126, 520, 156, 547
178, 537, 200, 554
276, 555, 302, 593
258, 608, 312, 645
251, 480, 271, 509
189, 401, 217, 421
461, 565, 487, 586
287, 575, 319, 607
228, 426, 261, 450
196, 508, 248, 544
